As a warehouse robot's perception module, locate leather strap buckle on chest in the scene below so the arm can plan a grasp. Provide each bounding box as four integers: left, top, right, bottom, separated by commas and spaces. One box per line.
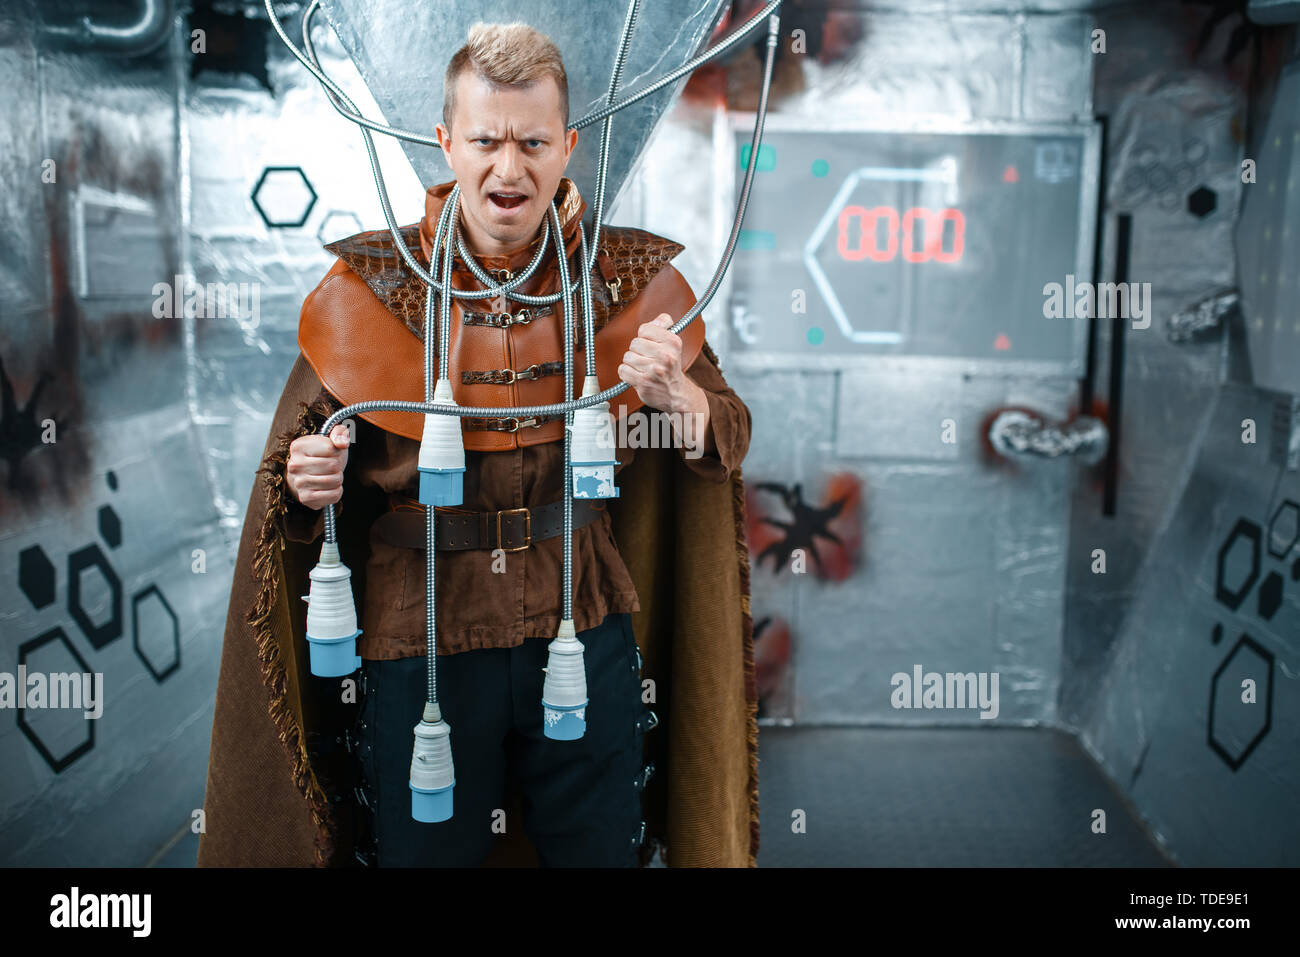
461, 361, 564, 386
596, 246, 621, 302
461, 304, 553, 328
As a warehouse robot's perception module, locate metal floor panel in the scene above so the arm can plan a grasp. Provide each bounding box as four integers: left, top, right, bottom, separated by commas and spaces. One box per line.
756, 727, 1172, 867
152, 726, 1172, 867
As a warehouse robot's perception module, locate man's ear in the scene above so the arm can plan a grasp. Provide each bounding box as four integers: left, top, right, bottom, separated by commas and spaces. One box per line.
563, 126, 578, 162
435, 122, 452, 162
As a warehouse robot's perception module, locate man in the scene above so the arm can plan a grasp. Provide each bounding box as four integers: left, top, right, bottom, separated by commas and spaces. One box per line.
197, 22, 759, 868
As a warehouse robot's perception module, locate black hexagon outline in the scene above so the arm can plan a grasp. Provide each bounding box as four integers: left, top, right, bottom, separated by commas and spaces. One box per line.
1266, 499, 1299, 559
1207, 633, 1273, 772
16, 627, 95, 774
132, 584, 180, 683
1215, 518, 1260, 611
251, 165, 318, 229
67, 544, 122, 650
18, 544, 56, 610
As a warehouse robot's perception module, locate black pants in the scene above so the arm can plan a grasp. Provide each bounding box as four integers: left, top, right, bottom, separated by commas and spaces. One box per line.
354, 612, 649, 866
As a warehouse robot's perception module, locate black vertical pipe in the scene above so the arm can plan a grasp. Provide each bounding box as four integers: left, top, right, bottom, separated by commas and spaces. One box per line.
1080, 114, 1108, 415
1103, 213, 1131, 517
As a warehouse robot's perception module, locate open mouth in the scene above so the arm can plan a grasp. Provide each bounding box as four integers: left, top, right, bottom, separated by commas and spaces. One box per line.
488, 191, 528, 210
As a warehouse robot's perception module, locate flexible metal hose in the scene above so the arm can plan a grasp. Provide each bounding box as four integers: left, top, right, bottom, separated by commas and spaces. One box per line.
280, 0, 783, 713
296, 0, 646, 299
318, 8, 781, 546
556, 203, 576, 623
284, 1, 779, 141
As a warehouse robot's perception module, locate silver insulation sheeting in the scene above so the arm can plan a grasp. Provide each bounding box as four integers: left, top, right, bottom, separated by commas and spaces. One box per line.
1078, 384, 1300, 864
0, 0, 1296, 866
670, 6, 1099, 727
318, 0, 728, 212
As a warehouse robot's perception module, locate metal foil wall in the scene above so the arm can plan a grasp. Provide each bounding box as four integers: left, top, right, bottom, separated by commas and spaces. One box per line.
1073, 9, 1300, 864
632, 0, 1296, 863
648, 2, 1099, 727
0, 0, 1295, 868
0, 0, 421, 865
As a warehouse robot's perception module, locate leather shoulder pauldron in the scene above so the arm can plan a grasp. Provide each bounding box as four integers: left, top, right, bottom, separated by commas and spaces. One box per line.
298, 224, 705, 449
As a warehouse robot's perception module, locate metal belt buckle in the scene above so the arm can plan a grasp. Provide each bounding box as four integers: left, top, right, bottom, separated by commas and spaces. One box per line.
490, 267, 513, 282
501, 368, 517, 384
496, 507, 531, 552
513, 308, 533, 325
517, 363, 540, 380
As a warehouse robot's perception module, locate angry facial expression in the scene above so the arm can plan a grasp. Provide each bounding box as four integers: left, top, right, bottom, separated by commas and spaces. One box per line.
435, 70, 578, 259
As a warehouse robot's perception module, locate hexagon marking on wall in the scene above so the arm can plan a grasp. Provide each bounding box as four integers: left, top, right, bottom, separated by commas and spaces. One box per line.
18, 545, 56, 609
1187, 185, 1217, 219
98, 504, 122, 549
804, 168, 916, 346
1214, 518, 1260, 612
251, 166, 318, 229
1266, 499, 1298, 559
132, 584, 180, 683
1257, 572, 1284, 621
1207, 633, 1273, 772
16, 628, 95, 773
316, 210, 363, 244
67, 544, 123, 650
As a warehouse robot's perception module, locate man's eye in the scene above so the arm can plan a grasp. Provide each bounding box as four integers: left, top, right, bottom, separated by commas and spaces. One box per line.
527, 140, 542, 148
475, 138, 492, 146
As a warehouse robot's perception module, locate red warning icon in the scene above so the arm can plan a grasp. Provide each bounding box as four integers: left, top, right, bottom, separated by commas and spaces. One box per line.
1003, 165, 1019, 183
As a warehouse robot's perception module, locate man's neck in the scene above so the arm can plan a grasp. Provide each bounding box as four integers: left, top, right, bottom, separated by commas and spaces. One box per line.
456, 211, 547, 262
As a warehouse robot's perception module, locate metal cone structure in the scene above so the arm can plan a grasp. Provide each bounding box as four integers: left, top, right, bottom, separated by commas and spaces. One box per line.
317, 0, 729, 207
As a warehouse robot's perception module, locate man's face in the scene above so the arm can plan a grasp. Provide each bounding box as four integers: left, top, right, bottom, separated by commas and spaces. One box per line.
435, 70, 578, 259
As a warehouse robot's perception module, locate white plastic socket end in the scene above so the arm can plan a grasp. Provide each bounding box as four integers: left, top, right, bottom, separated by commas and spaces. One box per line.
569, 375, 618, 499
409, 713, 454, 822
303, 541, 361, 676
418, 378, 465, 506
541, 618, 588, 740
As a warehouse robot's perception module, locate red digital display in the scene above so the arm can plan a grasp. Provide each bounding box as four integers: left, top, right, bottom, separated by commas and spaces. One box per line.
836, 205, 965, 264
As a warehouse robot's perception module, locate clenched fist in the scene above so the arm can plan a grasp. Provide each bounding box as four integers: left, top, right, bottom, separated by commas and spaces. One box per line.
286, 423, 351, 509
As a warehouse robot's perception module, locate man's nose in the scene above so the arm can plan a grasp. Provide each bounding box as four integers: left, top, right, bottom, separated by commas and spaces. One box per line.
495, 142, 524, 181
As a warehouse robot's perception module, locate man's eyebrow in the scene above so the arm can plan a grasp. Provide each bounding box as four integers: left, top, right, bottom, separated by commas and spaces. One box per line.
464, 130, 550, 140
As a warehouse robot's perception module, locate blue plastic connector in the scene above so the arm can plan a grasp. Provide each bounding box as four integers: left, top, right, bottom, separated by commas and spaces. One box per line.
418, 466, 464, 507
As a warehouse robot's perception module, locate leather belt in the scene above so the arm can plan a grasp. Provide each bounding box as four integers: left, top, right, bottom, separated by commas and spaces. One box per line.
371, 497, 607, 552
460, 412, 565, 433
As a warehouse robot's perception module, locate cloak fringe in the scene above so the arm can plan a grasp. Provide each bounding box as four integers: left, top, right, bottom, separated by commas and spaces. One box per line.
701, 337, 760, 867
732, 464, 760, 868
247, 390, 344, 867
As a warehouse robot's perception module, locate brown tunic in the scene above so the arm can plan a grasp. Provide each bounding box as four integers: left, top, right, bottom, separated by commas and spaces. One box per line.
279, 344, 750, 659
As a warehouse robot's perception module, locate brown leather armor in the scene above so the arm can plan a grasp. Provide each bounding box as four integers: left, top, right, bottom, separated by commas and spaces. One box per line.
297, 176, 704, 451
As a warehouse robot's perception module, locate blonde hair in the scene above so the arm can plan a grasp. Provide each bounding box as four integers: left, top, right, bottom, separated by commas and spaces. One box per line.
443, 22, 569, 133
